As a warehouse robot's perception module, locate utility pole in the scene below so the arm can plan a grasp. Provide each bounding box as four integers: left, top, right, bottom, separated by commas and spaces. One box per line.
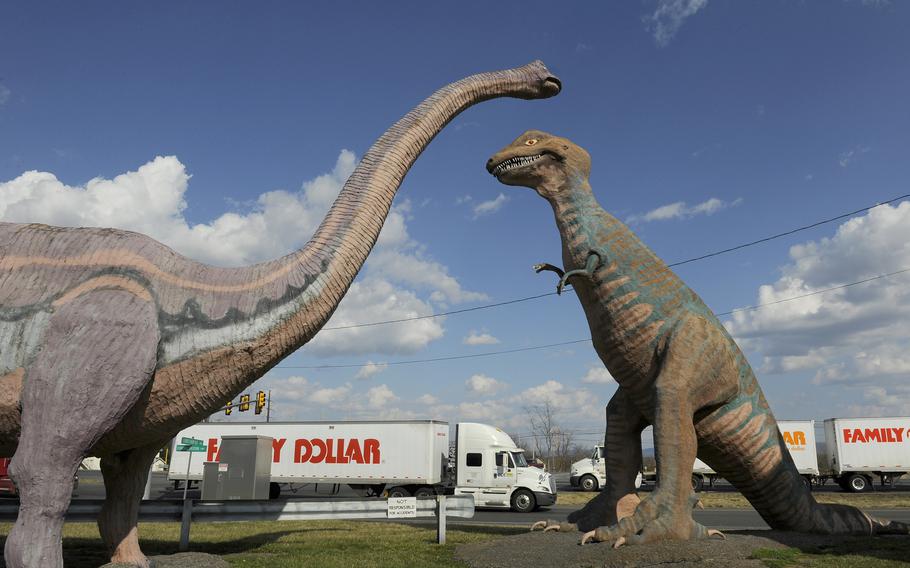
266, 389, 271, 423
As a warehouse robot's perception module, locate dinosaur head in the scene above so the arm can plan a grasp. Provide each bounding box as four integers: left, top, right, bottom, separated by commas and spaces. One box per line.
486, 130, 590, 198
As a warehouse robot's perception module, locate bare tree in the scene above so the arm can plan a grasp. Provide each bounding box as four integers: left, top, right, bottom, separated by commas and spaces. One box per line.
526, 402, 576, 472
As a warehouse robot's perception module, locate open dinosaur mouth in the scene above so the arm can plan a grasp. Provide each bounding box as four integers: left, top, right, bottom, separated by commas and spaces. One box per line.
490, 153, 544, 176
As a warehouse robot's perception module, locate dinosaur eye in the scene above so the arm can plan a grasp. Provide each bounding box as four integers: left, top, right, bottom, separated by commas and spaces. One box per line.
524, 139, 539, 146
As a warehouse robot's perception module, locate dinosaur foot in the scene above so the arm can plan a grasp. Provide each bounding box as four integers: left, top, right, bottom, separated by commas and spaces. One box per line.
566, 490, 641, 533
579, 491, 724, 547
530, 519, 576, 532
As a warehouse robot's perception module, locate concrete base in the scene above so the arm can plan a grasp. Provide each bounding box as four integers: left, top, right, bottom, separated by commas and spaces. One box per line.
456, 530, 910, 568
101, 552, 229, 568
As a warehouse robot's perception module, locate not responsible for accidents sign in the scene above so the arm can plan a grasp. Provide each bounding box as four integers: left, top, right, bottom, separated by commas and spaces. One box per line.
387, 497, 417, 518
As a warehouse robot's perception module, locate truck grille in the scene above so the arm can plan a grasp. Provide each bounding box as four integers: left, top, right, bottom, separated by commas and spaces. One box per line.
549, 476, 556, 493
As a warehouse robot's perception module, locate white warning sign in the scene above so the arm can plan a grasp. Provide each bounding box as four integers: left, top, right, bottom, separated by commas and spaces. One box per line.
387, 496, 417, 518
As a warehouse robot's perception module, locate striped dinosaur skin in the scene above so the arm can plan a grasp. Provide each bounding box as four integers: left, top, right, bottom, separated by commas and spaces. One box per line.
0, 63, 561, 568
488, 131, 909, 547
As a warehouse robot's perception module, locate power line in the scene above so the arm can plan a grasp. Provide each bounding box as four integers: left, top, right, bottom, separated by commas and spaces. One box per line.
318, 193, 910, 332
280, 265, 910, 370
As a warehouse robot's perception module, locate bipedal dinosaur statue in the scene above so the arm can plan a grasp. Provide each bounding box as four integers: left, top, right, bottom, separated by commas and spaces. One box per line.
486, 130, 909, 547
0, 62, 560, 568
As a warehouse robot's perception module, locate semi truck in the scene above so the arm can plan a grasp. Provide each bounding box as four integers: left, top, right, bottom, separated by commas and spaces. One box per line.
575, 420, 819, 492
169, 420, 556, 512
822, 417, 910, 492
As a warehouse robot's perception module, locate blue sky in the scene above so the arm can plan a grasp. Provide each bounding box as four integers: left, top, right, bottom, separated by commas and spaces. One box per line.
2, 1, 909, 449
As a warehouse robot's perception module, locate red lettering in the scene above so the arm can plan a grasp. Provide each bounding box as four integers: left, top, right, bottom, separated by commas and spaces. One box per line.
207, 438, 220, 462
294, 439, 312, 463
897, 428, 905, 443
272, 438, 286, 463
311, 439, 327, 463
345, 439, 364, 464
337, 439, 349, 464
843, 429, 852, 443
865, 428, 881, 443
364, 438, 380, 464
326, 438, 337, 464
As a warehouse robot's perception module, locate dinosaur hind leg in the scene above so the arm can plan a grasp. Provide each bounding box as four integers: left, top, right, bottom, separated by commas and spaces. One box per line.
98, 442, 165, 566
4, 289, 159, 568
568, 387, 646, 532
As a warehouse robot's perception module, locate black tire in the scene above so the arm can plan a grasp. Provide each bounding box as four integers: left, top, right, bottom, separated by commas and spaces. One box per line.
580, 474, 599, 492
846, 473, 869, 493
414, 486, 435, 498
511, 488, 536, 513
691, 475, 704, 493
387, 486, 411, 498
269, 482, 281, 500
802, 476, 813, 492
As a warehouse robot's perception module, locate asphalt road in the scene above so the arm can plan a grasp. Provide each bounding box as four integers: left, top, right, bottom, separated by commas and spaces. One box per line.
61, 470, 910, 531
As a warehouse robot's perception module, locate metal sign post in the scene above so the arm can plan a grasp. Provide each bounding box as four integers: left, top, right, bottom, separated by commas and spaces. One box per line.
175, 437, 206, 551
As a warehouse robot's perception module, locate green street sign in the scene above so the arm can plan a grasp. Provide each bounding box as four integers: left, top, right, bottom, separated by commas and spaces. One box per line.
181, 437, 202, 445
176, 443, 206, 452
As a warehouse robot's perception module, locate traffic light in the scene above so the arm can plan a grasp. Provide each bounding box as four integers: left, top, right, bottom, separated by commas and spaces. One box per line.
255, 391, 266, 415
239, 393, 251, 412
224, 401, 233, 416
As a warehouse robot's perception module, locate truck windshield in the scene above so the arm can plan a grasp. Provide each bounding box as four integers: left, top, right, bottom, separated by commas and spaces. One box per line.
512, 452, 528, 468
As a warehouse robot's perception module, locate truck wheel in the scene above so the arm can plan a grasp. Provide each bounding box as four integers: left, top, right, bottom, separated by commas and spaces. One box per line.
691, 475, 704, 493
511, 489, 536, 513
269, 482, 281, 500
580, 474, 599, 492
846, 474, 869, 493
388, 486, 411, 498
802, 476, 813, 492
414, 487, 435, 498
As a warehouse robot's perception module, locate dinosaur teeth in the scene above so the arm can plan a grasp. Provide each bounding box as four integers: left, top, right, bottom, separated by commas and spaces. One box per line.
492, 153, 544, 176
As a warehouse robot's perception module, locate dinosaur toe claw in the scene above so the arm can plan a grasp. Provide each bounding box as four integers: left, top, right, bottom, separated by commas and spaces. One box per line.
580, 530, 597, 545
707, 529, 725, 540
612, 536, 626, 549
530, 520, 548, 531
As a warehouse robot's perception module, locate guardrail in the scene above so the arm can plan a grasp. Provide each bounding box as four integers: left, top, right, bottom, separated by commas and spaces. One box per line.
0, 495, 474, 548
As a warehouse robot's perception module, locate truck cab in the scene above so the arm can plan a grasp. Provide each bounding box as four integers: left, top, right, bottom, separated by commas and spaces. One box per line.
570, 445, 642, 492
453, 422, 556, 512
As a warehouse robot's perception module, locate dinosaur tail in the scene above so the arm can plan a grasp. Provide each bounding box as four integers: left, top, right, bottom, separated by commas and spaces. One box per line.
698, 397, 909, 536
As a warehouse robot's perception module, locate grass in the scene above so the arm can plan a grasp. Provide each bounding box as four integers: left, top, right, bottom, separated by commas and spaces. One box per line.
0, 520, 525, 568
555, 490, 910, 509
751, 537, 910, 568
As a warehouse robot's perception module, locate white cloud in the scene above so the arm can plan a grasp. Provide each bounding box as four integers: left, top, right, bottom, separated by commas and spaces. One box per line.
310, 383, 353, 406
580, 366, 615, 385
0, 84, 10, 106
463, 330, 500, 345
354, 361, 388, 380
305, 279, 444, 356
643, 0, 709, 47
627, 197, 741, 223
472, 193, 509, 218
416, 394, 439, 405
0, 150, 485, 357
465, 374, 508, 396
838, 146, 870, 168
367, 384, 398, 408
725, 201, 910, 413
515, 380, 602, 419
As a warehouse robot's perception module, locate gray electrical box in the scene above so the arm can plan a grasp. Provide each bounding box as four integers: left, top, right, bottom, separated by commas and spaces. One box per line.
201, 461, 225, 500
201, 435, 272, 500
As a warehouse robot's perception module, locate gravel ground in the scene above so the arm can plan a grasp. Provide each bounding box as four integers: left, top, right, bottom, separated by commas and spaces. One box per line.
455, 529, 907, 568
101, 552, 229, 568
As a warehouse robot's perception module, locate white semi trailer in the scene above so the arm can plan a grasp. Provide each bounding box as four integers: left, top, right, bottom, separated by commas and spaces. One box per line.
584, 420, 819, 492
822, 417, 910, 492
169, 420, 556, 512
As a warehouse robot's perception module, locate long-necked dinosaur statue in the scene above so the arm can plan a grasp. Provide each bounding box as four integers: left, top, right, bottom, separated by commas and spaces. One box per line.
486, 130, 909, 547
0, 63, 560, 568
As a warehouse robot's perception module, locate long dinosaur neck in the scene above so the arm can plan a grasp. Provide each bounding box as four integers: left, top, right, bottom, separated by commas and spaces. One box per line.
246, 61, 559, 361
